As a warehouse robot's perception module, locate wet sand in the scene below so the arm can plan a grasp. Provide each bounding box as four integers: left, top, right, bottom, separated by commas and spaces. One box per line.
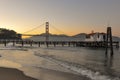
38, 67, 91, 80
0, 67, 38, 80
0, 67, 91, 80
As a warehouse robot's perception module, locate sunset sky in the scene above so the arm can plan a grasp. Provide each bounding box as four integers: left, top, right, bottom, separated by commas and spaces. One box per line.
0, 0, 120, 37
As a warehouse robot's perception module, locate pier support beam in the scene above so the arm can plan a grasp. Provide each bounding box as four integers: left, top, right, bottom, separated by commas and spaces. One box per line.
4, 41, 7, 47
13, 41, 15, 46
21, 41, 24, 47
38, 42, 41, 47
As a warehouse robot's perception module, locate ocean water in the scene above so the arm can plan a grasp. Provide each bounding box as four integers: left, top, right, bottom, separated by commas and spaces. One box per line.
0, 44, 120, 80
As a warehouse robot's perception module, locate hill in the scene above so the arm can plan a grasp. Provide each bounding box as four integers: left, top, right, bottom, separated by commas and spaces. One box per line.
0, 28, 21, 39
26, 33, 87, 41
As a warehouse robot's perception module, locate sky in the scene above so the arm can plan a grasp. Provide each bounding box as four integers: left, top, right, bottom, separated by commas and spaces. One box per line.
0, 0, 120, 37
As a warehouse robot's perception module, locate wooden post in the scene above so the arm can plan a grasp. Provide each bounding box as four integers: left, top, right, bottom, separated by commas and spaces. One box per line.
46, 42, 49, 47
116, 42, 119, 48
30, 41, 33, 46
105, 27, 114, 57
13, 41, 15, 46
62, 42, 64, 47
21, 41, 24, 47
53, 42, 56, 47
68, 42, 70, 47
4, 41, 7, 47
38, 42, 41, 47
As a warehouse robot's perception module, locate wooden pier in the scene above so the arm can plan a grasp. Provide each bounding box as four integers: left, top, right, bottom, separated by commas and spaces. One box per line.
0, 40, 119, 48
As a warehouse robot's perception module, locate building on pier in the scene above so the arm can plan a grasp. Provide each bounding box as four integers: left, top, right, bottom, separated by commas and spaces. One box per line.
85, 32, 106, 41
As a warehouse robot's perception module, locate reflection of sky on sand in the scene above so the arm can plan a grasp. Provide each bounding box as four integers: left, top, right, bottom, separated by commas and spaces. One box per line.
0, 47, 76, 80
0, 59, 22, 68
0, 49, 42, 79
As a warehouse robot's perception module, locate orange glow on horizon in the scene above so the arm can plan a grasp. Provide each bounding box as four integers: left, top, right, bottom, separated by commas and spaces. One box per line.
0, 23, 119, 38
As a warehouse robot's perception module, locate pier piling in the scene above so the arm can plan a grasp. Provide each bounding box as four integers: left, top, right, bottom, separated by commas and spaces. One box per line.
105, 27, 114, 57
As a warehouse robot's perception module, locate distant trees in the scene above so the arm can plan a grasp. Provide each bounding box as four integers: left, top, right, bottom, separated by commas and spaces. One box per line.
0, 28, 21, 39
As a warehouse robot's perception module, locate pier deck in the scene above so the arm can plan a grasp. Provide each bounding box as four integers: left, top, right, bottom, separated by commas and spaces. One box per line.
0, 40, 119, 48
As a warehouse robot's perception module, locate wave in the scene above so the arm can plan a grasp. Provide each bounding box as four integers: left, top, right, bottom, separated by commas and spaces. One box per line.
34, 52, 120, 80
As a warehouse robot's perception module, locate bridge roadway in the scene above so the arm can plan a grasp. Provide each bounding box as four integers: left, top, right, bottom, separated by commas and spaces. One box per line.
0, 40, 119, 48
22, 34, 40, 36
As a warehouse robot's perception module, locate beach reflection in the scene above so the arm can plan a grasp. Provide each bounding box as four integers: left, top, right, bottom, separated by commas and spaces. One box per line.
0, 59, 22, 68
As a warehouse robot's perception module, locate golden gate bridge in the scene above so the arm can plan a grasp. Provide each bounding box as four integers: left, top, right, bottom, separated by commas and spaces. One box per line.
21, 22, 66, 42
0, 22, 119, 56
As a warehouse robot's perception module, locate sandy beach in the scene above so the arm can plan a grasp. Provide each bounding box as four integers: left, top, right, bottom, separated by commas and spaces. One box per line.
0, 67, 38, 80
0, 66, 91, 80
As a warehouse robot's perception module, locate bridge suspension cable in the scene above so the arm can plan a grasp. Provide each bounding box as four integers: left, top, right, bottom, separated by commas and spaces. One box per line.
22, 23, 45, 34
49, 24, 67, 35
21, 22, 67, 37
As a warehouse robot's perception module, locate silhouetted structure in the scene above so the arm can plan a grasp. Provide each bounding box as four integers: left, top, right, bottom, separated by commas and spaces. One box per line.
45, 22, 49, 42
0, 28, 21, 40
105, 27, 114, 57
45, 22, 49, 47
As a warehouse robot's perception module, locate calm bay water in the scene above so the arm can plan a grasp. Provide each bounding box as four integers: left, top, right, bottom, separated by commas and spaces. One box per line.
0, 44, 120, 80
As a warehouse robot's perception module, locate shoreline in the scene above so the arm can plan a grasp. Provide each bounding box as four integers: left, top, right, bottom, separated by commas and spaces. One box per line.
0, 67, 38, 80
0, 66, 92, 80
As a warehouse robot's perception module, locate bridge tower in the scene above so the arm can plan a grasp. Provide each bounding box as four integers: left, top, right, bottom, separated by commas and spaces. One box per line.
45, 22, 49, 42
105, 27, 114, 57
